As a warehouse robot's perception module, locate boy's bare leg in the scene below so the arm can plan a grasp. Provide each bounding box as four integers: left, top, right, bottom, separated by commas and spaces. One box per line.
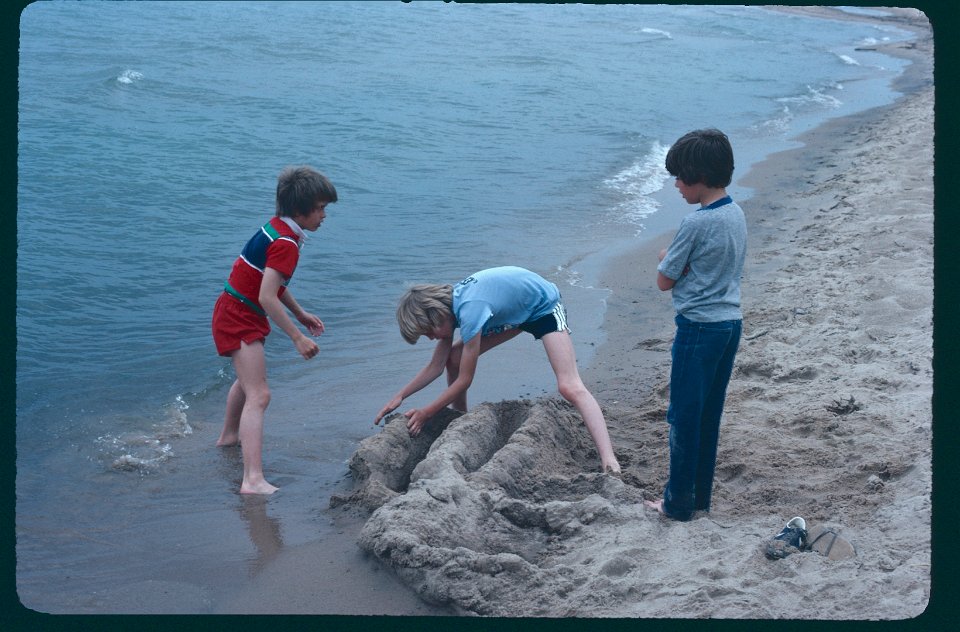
446, 329, 523, 412
231, 340, 278, 495
445, 341, 468, 411
542, 331, 621, 474
216, 379, 245, 446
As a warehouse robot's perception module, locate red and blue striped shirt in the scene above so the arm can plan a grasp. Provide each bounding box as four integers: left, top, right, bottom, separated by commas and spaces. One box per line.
223, 216, 303, 316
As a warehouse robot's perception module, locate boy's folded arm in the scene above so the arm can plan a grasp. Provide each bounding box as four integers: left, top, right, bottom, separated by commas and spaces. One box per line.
657, 270, 677, 291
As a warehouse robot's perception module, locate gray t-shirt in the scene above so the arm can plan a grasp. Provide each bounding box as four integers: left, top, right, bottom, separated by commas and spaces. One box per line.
452, 266, 560, 343
657, 196, 746, 322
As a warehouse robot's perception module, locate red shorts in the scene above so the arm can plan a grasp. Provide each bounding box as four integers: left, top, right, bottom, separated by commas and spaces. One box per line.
212, 292, 271, 356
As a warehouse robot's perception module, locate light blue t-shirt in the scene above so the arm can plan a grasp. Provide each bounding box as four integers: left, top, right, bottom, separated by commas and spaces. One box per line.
657, 196, 747, 322
452, 266, 561, 343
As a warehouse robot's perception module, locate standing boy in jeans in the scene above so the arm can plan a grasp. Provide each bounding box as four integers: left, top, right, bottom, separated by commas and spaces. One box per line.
645, 129, 746, 521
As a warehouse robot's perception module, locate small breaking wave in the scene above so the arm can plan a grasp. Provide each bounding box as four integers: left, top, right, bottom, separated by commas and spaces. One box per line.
836, 53, 860, 66
116, 69, 143, 84
97, 396, 194, 474
777, 84, 843, 110
554, 264, 586, 289
753, 104, 793, 135
639, 27, 672, 39
603, 141, 671, 234
110, 445, 174, 472
753, 83, 843, 137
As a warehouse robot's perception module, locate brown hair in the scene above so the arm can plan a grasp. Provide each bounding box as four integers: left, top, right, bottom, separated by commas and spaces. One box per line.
275, 166, 338, 217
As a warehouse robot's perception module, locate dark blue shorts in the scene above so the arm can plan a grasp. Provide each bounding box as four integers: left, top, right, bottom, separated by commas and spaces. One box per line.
518, 302, 569, 339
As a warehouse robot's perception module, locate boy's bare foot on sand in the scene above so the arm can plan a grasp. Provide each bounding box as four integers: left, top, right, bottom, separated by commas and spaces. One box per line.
644, 498, 665, 514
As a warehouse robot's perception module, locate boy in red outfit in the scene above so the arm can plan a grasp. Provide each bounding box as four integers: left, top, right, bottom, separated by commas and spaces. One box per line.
212, 166, 337, 494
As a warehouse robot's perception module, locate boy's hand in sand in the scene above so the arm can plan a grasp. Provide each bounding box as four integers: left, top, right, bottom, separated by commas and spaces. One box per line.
375, 395, 404, 425
404, 408, 430, 436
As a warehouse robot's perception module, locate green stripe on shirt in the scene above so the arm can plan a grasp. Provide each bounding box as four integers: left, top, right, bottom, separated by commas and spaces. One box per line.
224, 281, 266, 316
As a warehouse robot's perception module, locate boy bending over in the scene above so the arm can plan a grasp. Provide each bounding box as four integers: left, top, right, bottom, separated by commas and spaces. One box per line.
375, 266, 620, 474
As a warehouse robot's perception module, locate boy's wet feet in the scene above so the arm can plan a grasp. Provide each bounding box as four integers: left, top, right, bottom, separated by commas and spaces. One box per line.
241, 480, 279, 495
216, 433, 240, 447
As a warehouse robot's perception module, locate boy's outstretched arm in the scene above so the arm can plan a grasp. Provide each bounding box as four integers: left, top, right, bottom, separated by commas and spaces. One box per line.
260, 267, 319, 360
404, 335, 480, 436
375, 337, 453, 425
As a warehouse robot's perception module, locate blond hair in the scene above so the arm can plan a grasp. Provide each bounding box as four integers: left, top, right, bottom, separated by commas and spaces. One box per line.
396, 284, 453, 344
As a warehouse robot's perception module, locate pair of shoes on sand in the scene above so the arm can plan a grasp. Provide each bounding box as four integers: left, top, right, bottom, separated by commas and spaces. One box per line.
805, 523, 857, 560
763, 516, 856, 561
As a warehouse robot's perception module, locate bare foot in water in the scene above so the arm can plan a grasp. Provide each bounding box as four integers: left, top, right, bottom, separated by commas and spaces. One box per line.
216, 433, 240, 447
603, 460, 622, 476
241, 479, 279, 495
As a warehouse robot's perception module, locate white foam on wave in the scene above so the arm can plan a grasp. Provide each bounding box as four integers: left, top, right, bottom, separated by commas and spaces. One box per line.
554, 264, 586, 289
111, 445, 173, 472
639, 27, 672, 39
97, 396, 193, 474
777, 84, 843, 110
752, 104, 794, 136
836, 53, 860, 66
752, 82, 846, 138
116, 69, 143, 84
603, 140, 671, 235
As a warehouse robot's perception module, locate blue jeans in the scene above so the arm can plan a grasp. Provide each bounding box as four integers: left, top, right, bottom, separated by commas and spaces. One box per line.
662, 314, 742, 521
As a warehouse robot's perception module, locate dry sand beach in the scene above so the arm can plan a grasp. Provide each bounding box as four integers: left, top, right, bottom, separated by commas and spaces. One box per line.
218, 6, 935, 619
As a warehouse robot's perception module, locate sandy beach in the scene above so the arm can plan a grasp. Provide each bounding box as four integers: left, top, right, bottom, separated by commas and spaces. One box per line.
215, 7, 934, 619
